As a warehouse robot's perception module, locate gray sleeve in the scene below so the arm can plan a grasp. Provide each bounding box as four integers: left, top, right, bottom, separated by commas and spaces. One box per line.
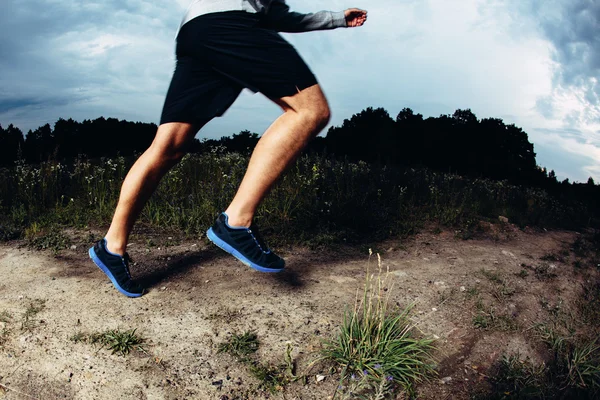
263, 0, 347, 32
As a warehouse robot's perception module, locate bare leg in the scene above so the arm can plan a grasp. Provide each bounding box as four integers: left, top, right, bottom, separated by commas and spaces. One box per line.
104, 122, 200, 255
225, 84, 331, 227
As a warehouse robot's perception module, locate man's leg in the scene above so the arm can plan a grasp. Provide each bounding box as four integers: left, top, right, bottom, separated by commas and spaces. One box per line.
104, 122, 200, 255
224, 84, 330, 228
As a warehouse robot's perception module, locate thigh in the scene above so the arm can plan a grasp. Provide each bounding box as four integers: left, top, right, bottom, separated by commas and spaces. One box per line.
160, 55, 243, 127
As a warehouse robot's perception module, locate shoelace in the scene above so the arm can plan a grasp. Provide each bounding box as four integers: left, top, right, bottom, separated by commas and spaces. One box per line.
121, 253, 134, 280
248, 225, 271, 254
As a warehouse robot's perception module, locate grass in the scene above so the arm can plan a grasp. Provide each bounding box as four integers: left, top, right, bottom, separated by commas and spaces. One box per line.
217, 332, 297, 394
480, 269, 503, 284
0, 153, 596, 247
27, 228, 71, 254
217, 331, 259, 361
21, 299, 46, 331
71, 328, 145, 356
0, 311, 11, 347
318, 251, 436, 398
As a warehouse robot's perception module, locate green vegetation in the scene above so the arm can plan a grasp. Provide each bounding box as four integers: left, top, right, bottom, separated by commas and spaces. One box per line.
318, 252, 436, 398
481, 333, 600, 399
1, 152, 594, 248
217, 331, 259, 361
70, 328, 145, 356
217, 332, 297, 394
21, 299, 46, 331
0, 311, 11, 347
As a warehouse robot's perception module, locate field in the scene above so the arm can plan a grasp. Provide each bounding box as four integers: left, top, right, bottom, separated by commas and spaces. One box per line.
0, 154, 599, 399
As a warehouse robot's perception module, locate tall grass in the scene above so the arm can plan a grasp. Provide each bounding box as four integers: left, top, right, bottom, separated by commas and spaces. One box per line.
318, 251, 436, 398
0, 152, 595, 244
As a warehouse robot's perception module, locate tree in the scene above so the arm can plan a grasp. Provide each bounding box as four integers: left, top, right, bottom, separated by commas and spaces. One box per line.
0, 124, 25, 167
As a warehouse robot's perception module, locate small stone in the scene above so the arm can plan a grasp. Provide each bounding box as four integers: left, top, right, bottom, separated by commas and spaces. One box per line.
431, 308, 438, 312
205, 280, 210, 284
433, 334, 440, 340
386, 247, 394, 253
475, 279, 481, 284
441, 376, 452, 384
161, 287, 167, 291
167, 257, 171, 261
316, 375, 326, 382
70, 245, 77, 250
499, 216, 509, 223
460, 286, 466, 292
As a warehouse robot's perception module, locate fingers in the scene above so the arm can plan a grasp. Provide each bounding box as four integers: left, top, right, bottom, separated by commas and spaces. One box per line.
344, 8, 368, 27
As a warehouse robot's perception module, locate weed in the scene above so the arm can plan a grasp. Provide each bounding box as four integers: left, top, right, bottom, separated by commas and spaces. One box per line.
21, 299, 46, 331
206, 307, 244, 322
0, 311, 11, 324
480, 269, 503, 284
73, 329, 145, 356
486, 354, 547, 399
248, 345, 297, 394
473, 306, 518, 332
541, 253, 565, 263
27, 229, 71, 254
466, 287, 479, 298
93, 329, 145, 355
492, 284, 516, 302
534, 263, 558, 280
217, 331, 259, 361
580, 280, 600, 325
318, 251, 436, 398
516, 269, 529, 278
69, 331, 87, 343
0, 311, 11, 346
473, 314, 490, 329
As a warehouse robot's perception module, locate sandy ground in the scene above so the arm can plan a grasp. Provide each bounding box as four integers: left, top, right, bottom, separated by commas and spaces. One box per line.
0, 225, 596, 399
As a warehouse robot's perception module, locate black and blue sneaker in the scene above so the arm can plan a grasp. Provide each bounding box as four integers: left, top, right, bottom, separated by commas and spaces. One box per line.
206, 213, 285, 273
88, 239, 145, 298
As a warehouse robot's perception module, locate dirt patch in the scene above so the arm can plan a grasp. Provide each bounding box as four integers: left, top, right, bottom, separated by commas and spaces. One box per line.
0, 227, 597, 399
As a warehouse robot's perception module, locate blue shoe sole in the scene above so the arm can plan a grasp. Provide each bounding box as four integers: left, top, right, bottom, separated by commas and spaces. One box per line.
88, 247, 144, 298
206, 228, 284, 273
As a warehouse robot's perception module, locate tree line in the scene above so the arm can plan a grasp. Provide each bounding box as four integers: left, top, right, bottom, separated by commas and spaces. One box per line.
1, 108, 598, 202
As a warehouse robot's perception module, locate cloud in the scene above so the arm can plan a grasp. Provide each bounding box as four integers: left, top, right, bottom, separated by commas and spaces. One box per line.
0, 0, 598, 181
519, 0, 600, 130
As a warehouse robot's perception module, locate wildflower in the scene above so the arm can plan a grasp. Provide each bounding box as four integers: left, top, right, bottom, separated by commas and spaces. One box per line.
363, 369, 368, 376
386, 376, 393, 382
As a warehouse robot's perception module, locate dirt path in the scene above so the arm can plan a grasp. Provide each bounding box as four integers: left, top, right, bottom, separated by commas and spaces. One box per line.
0, 227, 594, 399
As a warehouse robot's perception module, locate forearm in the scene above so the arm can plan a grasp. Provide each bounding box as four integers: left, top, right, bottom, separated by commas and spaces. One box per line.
264, 1, 347, 32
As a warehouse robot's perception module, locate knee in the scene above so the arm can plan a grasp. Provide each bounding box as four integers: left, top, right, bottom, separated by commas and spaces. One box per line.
150, 142, 186, 166
303, 102, 331, 131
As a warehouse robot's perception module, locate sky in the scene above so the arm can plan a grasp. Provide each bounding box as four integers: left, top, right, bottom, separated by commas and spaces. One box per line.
1, 0, 599, 183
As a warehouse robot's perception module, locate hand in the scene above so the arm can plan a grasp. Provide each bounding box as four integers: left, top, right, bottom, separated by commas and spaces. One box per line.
344, 8, 367, 27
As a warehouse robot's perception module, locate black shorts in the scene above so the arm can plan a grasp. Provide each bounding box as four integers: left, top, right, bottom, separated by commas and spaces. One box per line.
160, 11, 318, 126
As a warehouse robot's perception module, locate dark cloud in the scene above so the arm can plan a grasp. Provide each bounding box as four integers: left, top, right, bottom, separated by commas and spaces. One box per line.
0, 0, 181, 130
532, 0, 600, 123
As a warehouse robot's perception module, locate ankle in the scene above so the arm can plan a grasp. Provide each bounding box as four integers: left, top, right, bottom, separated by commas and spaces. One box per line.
104, 237, 126, 256
224, 209, 252, 228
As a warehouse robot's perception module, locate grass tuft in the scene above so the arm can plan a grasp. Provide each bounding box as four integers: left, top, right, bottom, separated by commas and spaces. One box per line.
318, 251, 436, 398
21, 299, 46, 331
71, 328, 145, 356
217, 331, 259, 361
